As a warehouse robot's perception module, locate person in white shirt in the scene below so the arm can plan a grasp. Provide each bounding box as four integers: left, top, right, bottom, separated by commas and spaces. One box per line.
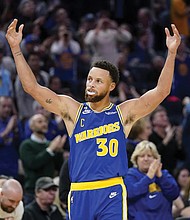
0, 179, 24, 220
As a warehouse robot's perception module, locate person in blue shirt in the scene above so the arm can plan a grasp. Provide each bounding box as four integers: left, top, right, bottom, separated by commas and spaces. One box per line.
0, 96, 24, 178
125, 140, 179, 220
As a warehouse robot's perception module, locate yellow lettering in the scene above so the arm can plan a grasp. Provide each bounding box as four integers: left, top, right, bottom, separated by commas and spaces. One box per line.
87, 129, 93, 139
93, 128, 100, 137
80, 131, 87, 141
74, 121, 121, 143
75, 134, 81, 143
113, 122, 120, 131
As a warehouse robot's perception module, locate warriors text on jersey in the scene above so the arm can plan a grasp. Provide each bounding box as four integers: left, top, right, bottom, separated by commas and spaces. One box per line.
69, 102, 128, 182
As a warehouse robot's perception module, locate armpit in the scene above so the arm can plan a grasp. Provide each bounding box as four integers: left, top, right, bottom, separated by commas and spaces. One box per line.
124, 114, 136, 125
61, 111, 73, 122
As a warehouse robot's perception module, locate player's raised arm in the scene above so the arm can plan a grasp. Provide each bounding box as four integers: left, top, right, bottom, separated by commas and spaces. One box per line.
120, 24, 181, 124
6, 19, 79, 118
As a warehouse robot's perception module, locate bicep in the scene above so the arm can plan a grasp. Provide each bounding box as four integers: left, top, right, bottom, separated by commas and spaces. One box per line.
120, 87, 165, 122
29, 84, 67, 116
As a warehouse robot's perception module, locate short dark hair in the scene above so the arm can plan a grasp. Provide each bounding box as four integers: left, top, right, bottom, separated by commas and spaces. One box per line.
91, 60, 120, 84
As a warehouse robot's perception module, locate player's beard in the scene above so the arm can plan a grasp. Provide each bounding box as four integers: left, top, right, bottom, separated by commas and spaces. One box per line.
85, 91, 107, 102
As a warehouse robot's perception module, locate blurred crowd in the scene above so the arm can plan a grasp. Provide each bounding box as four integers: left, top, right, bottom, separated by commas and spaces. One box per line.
1, 0, 190, 219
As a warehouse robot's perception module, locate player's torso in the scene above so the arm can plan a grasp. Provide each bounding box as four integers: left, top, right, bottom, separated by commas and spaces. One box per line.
69, 103, 128, 182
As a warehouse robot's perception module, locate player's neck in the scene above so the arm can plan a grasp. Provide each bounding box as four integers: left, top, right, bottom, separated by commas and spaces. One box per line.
89, 100, 111, 112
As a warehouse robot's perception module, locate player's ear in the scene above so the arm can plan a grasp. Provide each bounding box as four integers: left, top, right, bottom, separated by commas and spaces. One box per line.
110, 82, 116, 92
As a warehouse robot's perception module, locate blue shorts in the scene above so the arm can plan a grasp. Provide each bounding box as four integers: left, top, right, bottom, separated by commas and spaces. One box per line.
68, 177, 127, 220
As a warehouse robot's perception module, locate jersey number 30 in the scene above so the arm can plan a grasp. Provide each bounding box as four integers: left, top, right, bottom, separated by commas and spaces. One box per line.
96, 138, 118, 157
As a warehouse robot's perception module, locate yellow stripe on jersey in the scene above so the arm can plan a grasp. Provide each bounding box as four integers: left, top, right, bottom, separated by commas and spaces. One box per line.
71, 177, 123, 191
121, 183, 128, 220
69, 104, 83, 138
67, 191, 71, 220
116, 106, 124, 125
74, 103, 83, 125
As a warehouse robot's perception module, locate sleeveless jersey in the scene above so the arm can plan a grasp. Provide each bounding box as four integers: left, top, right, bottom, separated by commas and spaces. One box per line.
69, 103, 128, 182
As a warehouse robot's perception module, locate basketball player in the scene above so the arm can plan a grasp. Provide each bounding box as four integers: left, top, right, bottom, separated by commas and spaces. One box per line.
6, 19, 181, 220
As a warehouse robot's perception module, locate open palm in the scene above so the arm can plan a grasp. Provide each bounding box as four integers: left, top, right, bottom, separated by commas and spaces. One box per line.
165, 24, 181, 54
6, 19, 24, 49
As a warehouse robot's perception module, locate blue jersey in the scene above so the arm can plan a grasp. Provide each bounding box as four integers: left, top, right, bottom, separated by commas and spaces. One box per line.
69, 103, 128, 182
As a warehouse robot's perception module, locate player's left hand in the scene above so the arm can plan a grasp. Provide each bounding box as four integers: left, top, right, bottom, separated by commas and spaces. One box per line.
6, 19, 24, 50
165, 24, 181, 54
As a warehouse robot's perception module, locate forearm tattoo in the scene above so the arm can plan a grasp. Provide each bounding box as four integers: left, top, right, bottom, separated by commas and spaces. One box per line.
46, 98, 52, 104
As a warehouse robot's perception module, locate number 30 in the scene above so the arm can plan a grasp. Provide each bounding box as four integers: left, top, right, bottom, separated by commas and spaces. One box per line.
96, 138, 118, 157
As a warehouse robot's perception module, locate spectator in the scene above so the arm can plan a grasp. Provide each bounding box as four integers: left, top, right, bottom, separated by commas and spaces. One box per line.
171, 36, 190, 100
172, 196, 185, 218
134, 7, 154, 49
182, 102, 190, 169
0, 44, 13, 97
20, 33, 40, 57
175, 167, 190, 207
16, 0, 37, 33
127, 28, 156, 94
15, 51, 49, 121
174, 167, 190, 218
24, 101, 68, 141
149, 105, 183, 174
22, 176, 64, 220
125, 140, 179, 220
50, 24, 81, 96
0, 96, 23, 178
171, 0, 190, 37
19, 113, 66, 205
0, 179, 24, 220
127, 116, 152, 167
84, 17, 132, 66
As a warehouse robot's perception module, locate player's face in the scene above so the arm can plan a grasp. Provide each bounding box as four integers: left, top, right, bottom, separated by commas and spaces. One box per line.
137, 149, 155, 173
85, 67, 115, 102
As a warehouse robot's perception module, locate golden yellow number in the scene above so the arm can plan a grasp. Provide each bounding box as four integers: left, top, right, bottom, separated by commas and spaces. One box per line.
96, 138, 118, 157
109, 139, 118, 157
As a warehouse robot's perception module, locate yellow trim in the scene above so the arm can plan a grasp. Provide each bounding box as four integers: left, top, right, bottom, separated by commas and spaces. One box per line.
69, 104, 83, 138
87, 102, 114, 112
71, 177, 123, 191
116, 106, 124, 124
105, 103, 114, 110
67, 191, 71, 219
121, 183, 128, 220
74, 104, 83, 124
